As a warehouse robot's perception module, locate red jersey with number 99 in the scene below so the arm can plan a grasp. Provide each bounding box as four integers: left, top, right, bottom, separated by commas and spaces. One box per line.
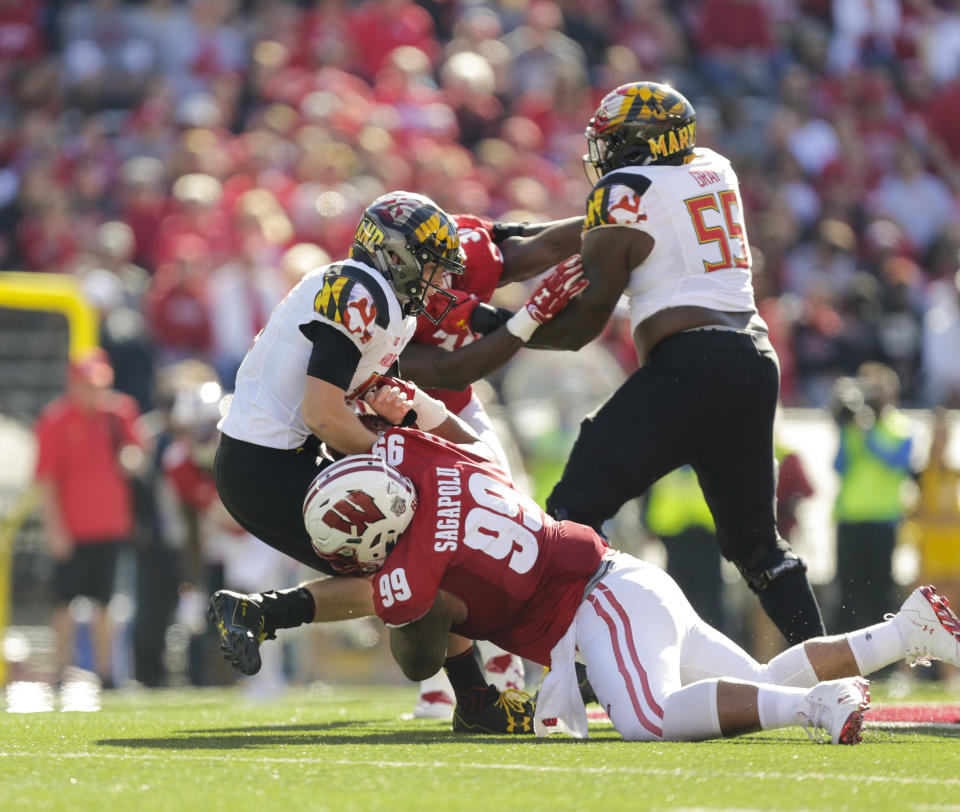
412, 215, 504, 414
370, 428, 607, 665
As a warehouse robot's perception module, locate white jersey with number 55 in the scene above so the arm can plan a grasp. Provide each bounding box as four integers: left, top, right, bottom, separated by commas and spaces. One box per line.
583, 147, 756, 330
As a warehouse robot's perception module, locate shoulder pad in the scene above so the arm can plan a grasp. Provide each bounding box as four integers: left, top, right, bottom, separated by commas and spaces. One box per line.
312, 264, 391, 344
584, 171, 652, 231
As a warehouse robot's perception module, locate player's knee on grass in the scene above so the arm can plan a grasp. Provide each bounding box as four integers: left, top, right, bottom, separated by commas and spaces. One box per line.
595, 685, 669, 743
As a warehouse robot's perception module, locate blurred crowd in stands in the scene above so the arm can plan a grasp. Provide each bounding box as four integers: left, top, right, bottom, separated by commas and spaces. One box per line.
2, 0, 960, 691
2, 0, 960, 411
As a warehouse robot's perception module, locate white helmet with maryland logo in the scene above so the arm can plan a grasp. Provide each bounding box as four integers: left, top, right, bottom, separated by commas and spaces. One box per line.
350, 191, 465, 325
303, 454, 418, 574
583, 81, 696, 183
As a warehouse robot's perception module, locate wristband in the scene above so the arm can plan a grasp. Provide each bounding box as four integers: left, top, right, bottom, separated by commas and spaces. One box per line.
410, 389, 448, 431
505, 307, 539, 342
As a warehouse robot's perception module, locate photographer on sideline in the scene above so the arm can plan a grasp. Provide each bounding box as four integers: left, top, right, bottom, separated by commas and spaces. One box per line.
830, 362, 914, 633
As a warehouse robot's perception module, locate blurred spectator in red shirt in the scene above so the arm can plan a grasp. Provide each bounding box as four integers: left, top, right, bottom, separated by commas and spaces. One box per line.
775, 438, 814, 543
157, 171, 230, 266
34, 348, 145, 687
694, 0, 778, 94
922, 75, 960, 167
614, 0, 687, 75
0, 0, 45, 86
143, 232, 213, 364
296, 0, 355, 70
16, 188, 81, 273
347, 0, 440, 83
117, 156, 169, 272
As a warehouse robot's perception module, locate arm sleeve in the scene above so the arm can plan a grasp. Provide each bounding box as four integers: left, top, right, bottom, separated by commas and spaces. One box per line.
492, 221, 528, 242
300, 321, 362, 389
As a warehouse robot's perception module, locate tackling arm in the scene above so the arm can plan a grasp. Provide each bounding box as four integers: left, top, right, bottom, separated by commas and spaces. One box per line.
389, 589, 467, 681
303, 376, 380, 455
496, 216, 584, 284
400, 330, 525, 391
524, 226, 653, 350
363, 379, 488, 452
399, 255, 588, 390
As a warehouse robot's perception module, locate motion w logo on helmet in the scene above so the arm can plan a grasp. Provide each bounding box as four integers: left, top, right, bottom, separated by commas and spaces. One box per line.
322, 490, 386, 538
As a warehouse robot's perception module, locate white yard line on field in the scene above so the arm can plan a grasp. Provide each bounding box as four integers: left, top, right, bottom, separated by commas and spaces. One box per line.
0, 750, 959, 788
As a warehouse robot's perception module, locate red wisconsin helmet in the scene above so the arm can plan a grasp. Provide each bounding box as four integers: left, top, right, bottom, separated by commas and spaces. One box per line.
303, 454, 417, 575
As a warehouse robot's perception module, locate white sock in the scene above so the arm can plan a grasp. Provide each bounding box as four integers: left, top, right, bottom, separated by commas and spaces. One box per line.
845, 618, 904, 676
757, 685, 809, 730
764, 643, 820, 687
661, 679, 722, 741
417, 669, 454, 701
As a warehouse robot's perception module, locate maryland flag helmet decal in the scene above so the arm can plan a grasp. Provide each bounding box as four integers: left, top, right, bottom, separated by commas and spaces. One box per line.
583, 82, 696, 181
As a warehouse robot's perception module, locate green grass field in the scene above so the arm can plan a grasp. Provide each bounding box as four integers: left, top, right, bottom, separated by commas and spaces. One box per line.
1, 682, 958, 812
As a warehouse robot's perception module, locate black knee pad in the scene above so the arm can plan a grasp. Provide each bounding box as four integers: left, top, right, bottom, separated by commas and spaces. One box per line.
732, 546, 807, 593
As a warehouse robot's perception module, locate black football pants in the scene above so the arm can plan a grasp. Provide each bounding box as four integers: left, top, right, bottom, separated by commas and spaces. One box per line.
546, 328, 825, 643
214, 433, 336, 575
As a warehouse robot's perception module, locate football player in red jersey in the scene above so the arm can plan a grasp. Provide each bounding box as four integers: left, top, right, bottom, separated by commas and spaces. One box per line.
306, 424, 960, 744
397, 212, 583, 717
207, 204, 588, 732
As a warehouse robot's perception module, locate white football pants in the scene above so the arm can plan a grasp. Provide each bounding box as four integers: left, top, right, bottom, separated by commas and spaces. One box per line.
575, 553, 782, 741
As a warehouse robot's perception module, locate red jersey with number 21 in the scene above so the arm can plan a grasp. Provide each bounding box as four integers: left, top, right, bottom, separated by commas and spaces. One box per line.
370, 428, 607, 665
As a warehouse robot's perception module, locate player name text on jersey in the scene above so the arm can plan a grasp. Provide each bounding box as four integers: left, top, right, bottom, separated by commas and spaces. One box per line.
434, 466, 462, 552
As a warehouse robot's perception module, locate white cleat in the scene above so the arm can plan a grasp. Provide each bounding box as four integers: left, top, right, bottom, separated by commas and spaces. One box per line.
477, 644, 527, 693
796, 677, 870, 745
411, 690, 455, 720
892, 585, 960, 668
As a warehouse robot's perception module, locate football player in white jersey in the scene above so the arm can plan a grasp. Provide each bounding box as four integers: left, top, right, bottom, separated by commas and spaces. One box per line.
527, 82, 827, 647
208, 191, 588, 732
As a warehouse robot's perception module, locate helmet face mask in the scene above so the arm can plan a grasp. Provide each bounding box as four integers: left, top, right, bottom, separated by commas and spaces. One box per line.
351, 192, 464, 324
583, 82, 696, 183
303, 454, 417, 575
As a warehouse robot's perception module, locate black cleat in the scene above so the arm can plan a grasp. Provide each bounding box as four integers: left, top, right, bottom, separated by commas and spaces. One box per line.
207, 590, 276, 676
575, 661, 598, 705
452, 687, 534, 735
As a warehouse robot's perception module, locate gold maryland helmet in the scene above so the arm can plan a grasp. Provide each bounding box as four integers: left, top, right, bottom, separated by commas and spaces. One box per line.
584, 81, 696, 182
350, 191, 465, 324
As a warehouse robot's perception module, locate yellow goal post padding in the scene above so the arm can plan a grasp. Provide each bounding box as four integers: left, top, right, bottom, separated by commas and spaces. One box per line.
0, 271, 99, 683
